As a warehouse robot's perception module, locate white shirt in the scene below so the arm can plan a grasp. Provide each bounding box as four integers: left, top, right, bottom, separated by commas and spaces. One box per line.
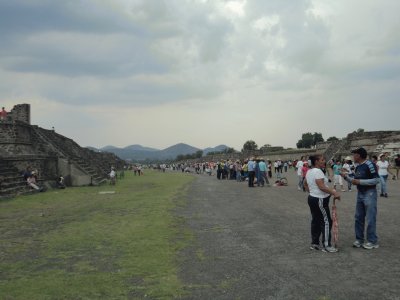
296, 161, 304, 176
342, 163, 353, 175
306, 168, 330, 198
376, 160, 389, 176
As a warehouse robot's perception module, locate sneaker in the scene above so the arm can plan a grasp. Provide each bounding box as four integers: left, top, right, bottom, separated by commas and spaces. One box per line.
362, 242, 379, 250
310, 244, 321, 250
380, 193, 384, 197
322, 246, 338, 253
348, 189, 352, 192
341, 189, 346, 192
297, 187, 301, 191
384, 193, 388, 198
353, 240, 363, 248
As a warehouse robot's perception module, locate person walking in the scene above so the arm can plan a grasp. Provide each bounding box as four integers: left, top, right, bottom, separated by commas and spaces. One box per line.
376, 154, 392, 197
342, 147, 380, 250
304, 154, 340, 253
342, 157, 355, 192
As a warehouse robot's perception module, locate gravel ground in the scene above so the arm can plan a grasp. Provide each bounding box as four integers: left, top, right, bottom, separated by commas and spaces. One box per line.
178, 170, 400, 300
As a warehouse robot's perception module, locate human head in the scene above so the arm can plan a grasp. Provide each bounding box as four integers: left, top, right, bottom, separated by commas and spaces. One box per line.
380, 154, 386, 161
309, 154, 325, 168
351, 147, 368, 163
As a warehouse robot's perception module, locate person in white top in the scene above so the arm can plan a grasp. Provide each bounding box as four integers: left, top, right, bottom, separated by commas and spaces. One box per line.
304, 154, 341, 253
296, 159, 304, 191
376, 154, 392, 197
342, 156, 355, 191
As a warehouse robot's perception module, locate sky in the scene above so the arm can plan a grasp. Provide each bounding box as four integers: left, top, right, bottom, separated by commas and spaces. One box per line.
1, 0, 399, 150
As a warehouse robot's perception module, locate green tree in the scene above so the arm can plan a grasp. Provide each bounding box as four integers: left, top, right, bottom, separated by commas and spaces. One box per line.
296, 132, 314, 149
327, 136, 339, 142
195, 150, 203, 158
242, 140, 258, 152
313, 132, 324, 146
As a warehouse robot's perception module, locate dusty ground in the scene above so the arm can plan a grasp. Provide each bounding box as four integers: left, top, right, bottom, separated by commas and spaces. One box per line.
179, 169, 400, 300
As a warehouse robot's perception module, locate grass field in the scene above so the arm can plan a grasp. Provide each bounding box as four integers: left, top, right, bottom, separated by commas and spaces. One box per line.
0, 170, 194, 299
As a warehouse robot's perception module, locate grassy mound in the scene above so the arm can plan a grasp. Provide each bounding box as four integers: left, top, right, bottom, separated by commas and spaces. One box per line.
0, 170, 194, 299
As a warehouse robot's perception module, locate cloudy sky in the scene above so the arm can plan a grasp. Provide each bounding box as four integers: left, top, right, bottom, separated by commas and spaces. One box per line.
1, 0, 399, 150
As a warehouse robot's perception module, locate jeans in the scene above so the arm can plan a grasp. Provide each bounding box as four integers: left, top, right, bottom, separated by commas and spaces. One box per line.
379, 175, 388, 194
236, 171, 242, 182
347, 174, 354, 191
248, 171, 255, 187
355, 189, 378, 244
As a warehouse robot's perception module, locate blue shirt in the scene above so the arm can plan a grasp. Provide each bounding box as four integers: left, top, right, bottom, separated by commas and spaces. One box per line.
353, 160, 379, 192
258, 161, 267, 172
248, 160, 256, 172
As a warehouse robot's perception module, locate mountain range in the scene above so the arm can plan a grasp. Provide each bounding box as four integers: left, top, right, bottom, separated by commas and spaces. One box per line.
87, 144, 229, 161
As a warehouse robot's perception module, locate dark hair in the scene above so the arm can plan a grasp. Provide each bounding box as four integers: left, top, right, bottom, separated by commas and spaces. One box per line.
372, 155, 378, 160
309, 154, 323, 167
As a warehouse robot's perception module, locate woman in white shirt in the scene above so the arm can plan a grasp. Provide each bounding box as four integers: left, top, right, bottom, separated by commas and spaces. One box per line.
304, 154, 341, 253
376, 154, 391, 197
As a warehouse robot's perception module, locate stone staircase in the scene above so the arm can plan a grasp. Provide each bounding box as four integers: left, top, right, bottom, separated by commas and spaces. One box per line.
0, 160, 32, 198
32, 126, 123, 185
323, 139, 347, 161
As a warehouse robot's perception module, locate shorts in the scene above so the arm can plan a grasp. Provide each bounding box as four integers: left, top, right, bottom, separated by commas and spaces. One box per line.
334, 175, 342, 185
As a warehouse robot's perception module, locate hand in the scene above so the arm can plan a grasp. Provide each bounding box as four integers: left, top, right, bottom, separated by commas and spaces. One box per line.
351, 179, 360, 185
332, 191, 340, 200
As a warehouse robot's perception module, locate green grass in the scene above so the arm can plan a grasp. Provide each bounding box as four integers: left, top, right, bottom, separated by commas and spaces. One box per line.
0, 170, 194, 299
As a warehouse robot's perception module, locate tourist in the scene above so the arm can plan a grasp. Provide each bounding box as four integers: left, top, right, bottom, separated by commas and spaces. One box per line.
342, 156, 354, 191
376, 154, 392, 197
57, 175, 66, 189
242, 160, 248, 180
259, 158, 270, 186
267, 160, 272, 178
296, 158, 304, 191
235, 160, 242, 182
0, 107, 7, 122
27, 172, 43, 192
301, 161, 310, 191
342, 147, 380, 250
394, 154, 400, 179
283, 161, 288, 172
332, 160, 345, 192
304, 154, 340, 253
255, 158, 262, 186
247, 157, 256, 187
109, 168, 116, 185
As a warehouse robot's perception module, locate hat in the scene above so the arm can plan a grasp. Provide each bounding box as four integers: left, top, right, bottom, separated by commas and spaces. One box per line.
351, 147, 367, 158
345, 156, 352, 161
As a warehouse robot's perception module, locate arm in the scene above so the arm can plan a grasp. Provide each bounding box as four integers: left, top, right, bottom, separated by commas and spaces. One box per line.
315, 178, 340, 199
349, 178, 380, 186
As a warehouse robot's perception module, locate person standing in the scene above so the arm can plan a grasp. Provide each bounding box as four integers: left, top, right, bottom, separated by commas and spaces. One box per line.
0, 107, 7, 122
342, 157, 355, 192
332, 160, 345, 192
342, 147, 380, 250
376, 154, 392, 197
304, 154, 340, 253
259, 158, 270, 186
296, 158, 304, 191
247, 157, 256, 187
394, 154, 400, 179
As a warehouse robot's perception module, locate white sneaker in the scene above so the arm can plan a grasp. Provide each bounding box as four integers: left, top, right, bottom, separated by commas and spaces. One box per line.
322, 246, 338, 253
362, 242, 379, 250
353, 240, 363, 248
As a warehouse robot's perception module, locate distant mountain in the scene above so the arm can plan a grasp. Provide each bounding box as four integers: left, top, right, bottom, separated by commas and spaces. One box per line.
203, 144, 228, 155
159, 143, 201, 159
93, 143, 232, 161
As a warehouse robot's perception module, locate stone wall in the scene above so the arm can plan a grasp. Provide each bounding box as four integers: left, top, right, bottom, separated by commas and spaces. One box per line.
7, 104, 31, 124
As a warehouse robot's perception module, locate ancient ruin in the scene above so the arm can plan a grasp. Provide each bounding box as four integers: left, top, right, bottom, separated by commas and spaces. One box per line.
0, 104, 124, 197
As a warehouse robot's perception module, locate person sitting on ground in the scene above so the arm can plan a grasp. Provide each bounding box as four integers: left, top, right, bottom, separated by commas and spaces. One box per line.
27, 172, 43, 192
57, 175, 66, 189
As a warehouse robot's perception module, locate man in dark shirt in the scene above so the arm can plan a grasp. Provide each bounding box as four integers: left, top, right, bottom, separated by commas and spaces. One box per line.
395, 154, 400, 179
342, 147, 380, 250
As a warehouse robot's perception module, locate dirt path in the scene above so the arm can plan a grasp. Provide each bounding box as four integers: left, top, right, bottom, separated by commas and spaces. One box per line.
179, 171, 400, 300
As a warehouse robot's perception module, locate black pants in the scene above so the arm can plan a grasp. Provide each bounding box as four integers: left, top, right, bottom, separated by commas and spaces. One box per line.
248, 171, 255, 187
308, 195, 332, 247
